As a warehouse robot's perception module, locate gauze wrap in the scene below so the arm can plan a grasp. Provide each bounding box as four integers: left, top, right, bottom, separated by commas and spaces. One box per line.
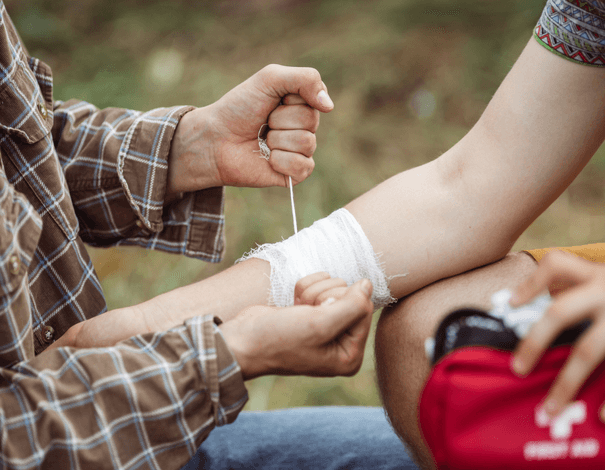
237, 208, 396, 308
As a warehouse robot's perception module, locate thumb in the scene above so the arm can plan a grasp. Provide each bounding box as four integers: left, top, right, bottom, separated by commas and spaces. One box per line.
319, 279, 374, 340
257, 64, 334, 113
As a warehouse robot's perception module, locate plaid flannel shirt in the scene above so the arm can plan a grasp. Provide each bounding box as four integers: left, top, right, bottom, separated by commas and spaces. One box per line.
0, 3, 247, 469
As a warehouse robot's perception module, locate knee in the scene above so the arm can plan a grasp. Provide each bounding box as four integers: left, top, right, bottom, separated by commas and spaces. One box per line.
374, 294, 431, 428
374, 251, 538, 451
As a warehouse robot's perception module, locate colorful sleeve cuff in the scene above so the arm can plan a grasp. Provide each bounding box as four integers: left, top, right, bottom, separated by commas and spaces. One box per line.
534, 0, 605, 67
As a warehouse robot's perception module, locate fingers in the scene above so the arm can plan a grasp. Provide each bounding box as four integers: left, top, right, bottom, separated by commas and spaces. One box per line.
543, 320, 605, 417
265, 97, 319, 182
268, 150, 314, 184
294, 272, 331, 303
510, 251, 593, 307
298, 278, 348, 306
294, 272, 349, 306
282, 94, 307, 105
332, 304, 374, 376
267, 129, 317, 157
318, 287, 348, 306
318, 279, 374, 341
257, 64, 334, 113
268, 103, 320, 133
513, 285, 599, 376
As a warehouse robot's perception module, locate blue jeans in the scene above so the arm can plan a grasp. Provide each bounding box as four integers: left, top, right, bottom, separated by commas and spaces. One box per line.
182, 407, 419, 469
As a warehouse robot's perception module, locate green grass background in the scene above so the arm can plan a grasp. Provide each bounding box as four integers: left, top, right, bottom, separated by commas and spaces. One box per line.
8, 0, 605, 410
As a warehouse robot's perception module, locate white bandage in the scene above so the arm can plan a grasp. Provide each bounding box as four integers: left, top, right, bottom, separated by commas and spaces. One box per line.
237, 208, 398, 308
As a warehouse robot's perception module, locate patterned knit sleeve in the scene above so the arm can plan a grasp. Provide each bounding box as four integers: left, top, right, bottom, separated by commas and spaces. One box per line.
0, 315, 247, 470
534, 0, 605, 66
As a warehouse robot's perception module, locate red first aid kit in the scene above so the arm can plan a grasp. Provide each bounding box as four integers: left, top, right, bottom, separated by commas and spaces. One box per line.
419, 308, 605, 469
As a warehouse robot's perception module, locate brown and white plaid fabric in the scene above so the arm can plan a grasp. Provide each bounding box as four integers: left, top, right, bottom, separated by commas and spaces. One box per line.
0, 2, 247, 468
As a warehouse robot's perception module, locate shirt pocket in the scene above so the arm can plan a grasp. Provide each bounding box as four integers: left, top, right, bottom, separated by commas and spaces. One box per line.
0, 57, 53, 143
0, 57, 78, 241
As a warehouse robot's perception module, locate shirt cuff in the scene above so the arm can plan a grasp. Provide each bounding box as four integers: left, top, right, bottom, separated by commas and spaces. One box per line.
117, 105, 194, 232
186, 315, 248, 428
117, 105, 226, 262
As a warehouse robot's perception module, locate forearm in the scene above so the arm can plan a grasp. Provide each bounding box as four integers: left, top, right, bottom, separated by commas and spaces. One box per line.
69, 38, 605, 346
135, 258, 271, 328
160, 39, 605, 323
348, 39, 605, 299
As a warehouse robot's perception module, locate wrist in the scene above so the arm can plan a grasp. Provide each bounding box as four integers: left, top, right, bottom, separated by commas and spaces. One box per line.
167, 106, 222, 196
219, 320, 258, 381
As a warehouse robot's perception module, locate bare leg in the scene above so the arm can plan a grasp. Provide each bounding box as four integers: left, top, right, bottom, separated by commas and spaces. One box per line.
375, 252, 538, 469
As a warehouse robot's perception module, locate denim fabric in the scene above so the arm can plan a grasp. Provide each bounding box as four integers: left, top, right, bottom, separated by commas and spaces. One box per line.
183, 407, 419, 470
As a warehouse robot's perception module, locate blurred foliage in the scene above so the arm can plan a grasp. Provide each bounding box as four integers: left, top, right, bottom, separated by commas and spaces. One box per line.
7, 0, 605, 410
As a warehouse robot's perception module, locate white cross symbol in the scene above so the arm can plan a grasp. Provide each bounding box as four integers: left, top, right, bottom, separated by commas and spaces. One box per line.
535, 401, 587, 440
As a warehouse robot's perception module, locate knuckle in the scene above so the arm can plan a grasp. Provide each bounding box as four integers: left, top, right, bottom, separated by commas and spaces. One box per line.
296, 158, 314, 180
262, 63, 281, 76
343, 353, 363, 376
302, 133, 317, 155
304, 157, 315, 177
299, 291, 314, 305
303, 67, 321, 83
294, 282, 305, 298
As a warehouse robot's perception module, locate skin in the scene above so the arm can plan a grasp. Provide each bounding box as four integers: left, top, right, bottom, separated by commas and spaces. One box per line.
220, 274, 373, 380
166, 64, 333, 194
49, 274, 375, 381
511, 251, 605, 422
50, 35, 605, 467
375, 252, 538, 469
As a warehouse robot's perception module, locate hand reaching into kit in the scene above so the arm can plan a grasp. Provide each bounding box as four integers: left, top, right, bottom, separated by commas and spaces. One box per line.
511, 251, 605, 420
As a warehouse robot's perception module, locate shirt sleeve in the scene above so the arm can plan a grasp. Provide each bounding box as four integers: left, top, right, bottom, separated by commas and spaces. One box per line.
0, 168, 42, 367
51, 100, 226, 262
0, 315, 248, 470
534, 0, 605, 67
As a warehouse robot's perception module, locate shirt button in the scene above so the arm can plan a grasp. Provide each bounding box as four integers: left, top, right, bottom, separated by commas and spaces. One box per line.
42, 325, 55, 343
38, 101, 48, 118
135, 220, 144, 229
9, 255, 20, 275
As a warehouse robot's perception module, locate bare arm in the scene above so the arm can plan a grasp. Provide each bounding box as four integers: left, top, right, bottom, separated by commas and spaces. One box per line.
348, 38, 605, 298
58, 37, 605, 345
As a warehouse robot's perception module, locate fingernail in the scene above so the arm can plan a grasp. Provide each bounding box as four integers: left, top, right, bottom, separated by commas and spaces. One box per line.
511, 357, 527, 377
321, 297, 336, 306
544, 399, 559, 417
361, 279, 372, 296
294, 296, 300, 305
317, 90, 334, 109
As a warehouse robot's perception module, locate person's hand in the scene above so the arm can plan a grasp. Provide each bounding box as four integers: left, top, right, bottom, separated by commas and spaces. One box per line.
219, 278, 374, 380
167, 64, 334, 195
293, 271, 349, 306
510, 251, 605, 420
